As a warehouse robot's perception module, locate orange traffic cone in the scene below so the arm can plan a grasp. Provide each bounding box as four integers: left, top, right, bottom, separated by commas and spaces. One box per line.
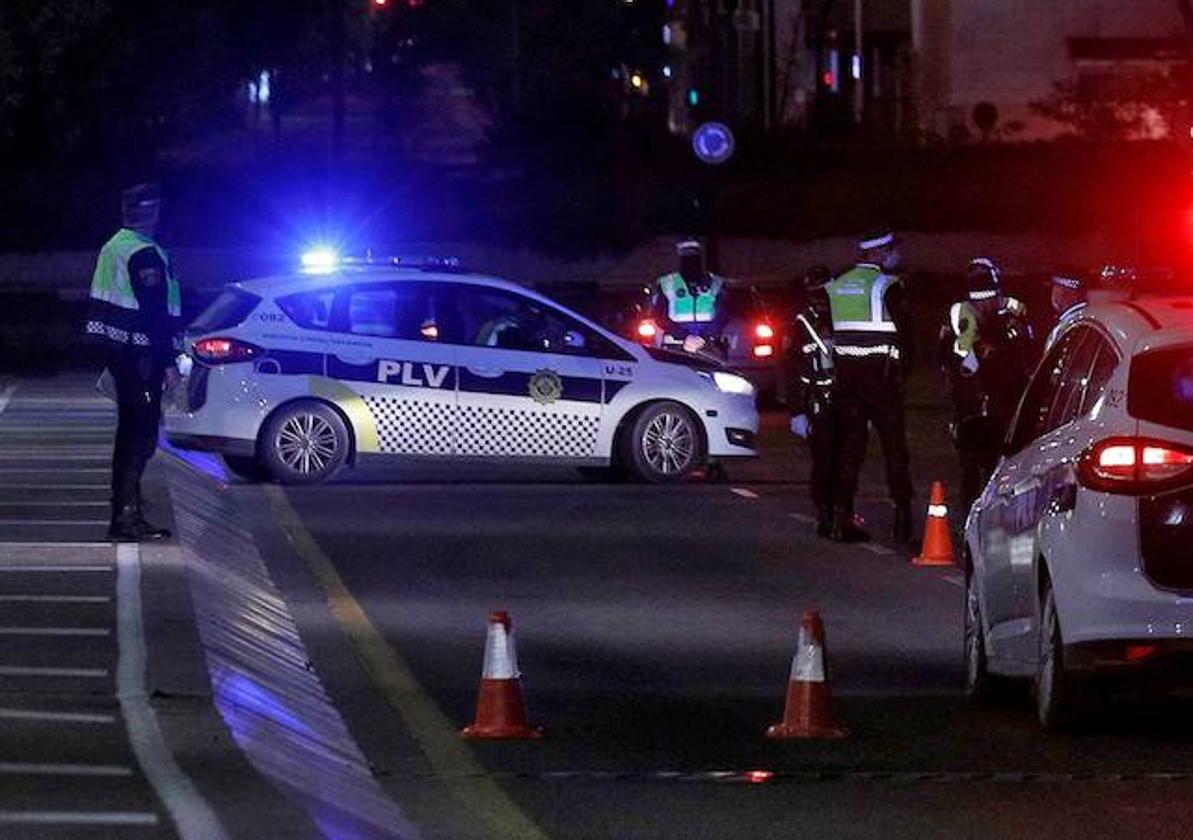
766, 611, 848, 739
462, 611, 544, 740
913, 481, 956, 567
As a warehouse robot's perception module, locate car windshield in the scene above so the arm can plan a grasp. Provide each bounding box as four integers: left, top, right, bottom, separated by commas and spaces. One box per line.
189, 288, 260, 334
1128, 344, 1193, 433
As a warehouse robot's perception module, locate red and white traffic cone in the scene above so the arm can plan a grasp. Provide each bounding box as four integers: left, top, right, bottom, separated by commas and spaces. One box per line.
766, 611, 848, 739
913, 481, 956, 567
461, 611, 544, 740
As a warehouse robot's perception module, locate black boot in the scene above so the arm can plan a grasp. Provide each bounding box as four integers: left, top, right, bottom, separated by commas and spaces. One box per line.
831, 507, 870, 543
815, 506, 834, 539
892, 502, 913, 544
108, 504, 171, 543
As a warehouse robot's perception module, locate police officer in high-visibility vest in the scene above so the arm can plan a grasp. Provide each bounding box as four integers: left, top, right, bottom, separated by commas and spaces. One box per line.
651, 239, 728, 352
86, 183, 182, 542
788, 265, 838, 538
938, 257, 1033, 517
825, 229, 914, 543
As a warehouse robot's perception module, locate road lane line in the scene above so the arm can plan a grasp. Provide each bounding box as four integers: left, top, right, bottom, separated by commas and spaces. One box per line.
0, 565, 113, 572
858, 543, 896, 556
0, 811, 159, 826
0, 762, 131, 777
265, 484, 546, 840
0, 383, 15, 415
730, 487, 759, 499
0, 666, 108, 678
0, 627, 111, 637
788, 512, 816, 524
116, 543, 228, 840
0, 595, 111, 604
942, 575, 965, 588
0, 455, 109, 461
0, 519, 110, 526
0, 708, 116, 724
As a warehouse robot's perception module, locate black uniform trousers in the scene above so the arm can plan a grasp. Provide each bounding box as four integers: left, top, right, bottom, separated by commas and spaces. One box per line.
832, 359, 913, 509
806, 402, 838, 512
110, 355, 165, 516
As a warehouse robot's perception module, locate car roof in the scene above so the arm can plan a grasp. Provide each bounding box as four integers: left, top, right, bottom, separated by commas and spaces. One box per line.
233, 266, 529, 298
1068, 293, 1193, 354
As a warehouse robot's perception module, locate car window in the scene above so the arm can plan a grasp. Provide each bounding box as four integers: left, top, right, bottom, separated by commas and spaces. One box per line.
1128, 344, 1193, 433
1044, 329, 1101, 431
1078, 340, 1119, 418
1007, 328, 1086, 452
441, 284, 617, 357
189, 288, 261, 334
278, 289, 336, 331
338, 282, 441, 341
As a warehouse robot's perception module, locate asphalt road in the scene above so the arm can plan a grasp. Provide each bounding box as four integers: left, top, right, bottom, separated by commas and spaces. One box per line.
243, 410, 1193, 840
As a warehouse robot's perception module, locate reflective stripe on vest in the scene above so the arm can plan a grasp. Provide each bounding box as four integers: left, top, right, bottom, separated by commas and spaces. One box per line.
795, 313, 833, 372
89, 229, 181, 317
658, 272, 722, 323
826, 264, 898, 334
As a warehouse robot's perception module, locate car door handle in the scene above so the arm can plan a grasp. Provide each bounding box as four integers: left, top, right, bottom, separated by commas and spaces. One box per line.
466, 366, 505, 378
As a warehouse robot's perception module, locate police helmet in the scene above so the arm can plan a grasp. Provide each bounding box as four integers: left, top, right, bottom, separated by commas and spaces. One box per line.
122, 182, 161, 230
675, 238, 703, 258
858, 228, 896, 252
966, 257, 1001, 299
1051, 269, 1086, 292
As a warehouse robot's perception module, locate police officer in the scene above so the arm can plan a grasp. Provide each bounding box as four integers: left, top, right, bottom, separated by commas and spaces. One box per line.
825, 230, 914, 543
651, 239, 728, 352
86, 183, 183, 542
1043, 269, 1087, 351
788, 265, 837, 537
938, 258, 1033, 516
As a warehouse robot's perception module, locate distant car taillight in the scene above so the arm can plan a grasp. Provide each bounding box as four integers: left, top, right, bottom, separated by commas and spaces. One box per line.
752, 321, 775, 358
192, 337, 263, 365
1077, 437, 1193, 493
636, 319, 658, 343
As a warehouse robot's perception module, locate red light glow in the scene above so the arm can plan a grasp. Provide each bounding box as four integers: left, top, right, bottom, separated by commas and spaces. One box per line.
753, 345, 774, 358
746, 770, 774, 784
637, 319, 658, 339
754, 323, 775, 340
1126, 644, 1158, 662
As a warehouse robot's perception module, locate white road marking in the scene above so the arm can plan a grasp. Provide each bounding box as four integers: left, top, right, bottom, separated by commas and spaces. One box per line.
858, 543, 896, 556
0, 383, 15, 415
0, 627, 110, 637
0, 707, 116, 724
0, 455, 109, 461
0, 519, 110, 526
0, 501, 108, 507
0, 565, 113, 572
0, 595, 110, 604
730, 487, 759, 499
116, 543, 228, 839
788, 512, 816, 524
0, 666, 108, 678
0, 811, 158, 826
0, 762, 131, 777
942, 575, 965, 588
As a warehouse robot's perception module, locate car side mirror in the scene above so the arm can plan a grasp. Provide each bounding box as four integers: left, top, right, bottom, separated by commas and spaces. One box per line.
563, 330, 586, 350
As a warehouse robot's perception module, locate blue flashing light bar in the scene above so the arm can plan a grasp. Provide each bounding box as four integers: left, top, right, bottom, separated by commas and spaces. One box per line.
300, 248, 339, 273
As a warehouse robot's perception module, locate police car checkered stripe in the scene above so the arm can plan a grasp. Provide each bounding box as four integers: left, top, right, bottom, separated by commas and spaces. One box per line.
456, 406, 598, 458
363, 396, 455, 454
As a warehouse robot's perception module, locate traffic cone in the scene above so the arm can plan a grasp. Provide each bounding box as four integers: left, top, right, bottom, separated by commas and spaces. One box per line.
913, 481, 956, 567
766, 611, 848, 739
461, 611, 544, 740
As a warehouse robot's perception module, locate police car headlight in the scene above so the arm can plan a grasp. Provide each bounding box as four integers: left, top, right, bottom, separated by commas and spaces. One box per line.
712, 371, 754, 396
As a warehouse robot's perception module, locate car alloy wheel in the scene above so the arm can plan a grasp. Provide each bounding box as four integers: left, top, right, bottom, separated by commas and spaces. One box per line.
624, 401, 703, 483
964, 569, 992, 701
1036, 584, 1082, 731
262, 401, 349, 485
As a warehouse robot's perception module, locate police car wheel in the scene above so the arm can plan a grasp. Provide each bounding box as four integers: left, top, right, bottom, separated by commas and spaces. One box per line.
222, 455, 268, 483
623, 402, 703, 483
261, 402, 349, 485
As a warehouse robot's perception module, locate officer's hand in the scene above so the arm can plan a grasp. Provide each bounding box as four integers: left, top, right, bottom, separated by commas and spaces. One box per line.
790, 414, 809, 438
682, 335, 706, 354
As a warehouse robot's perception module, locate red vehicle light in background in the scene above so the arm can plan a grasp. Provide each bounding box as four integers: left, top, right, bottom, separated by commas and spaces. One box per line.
754, 322, 775, 341
192, 337, 263, 365
1125, 644, 1158, 662
753, 344, 774, 358
1077, 437, 1193, 493
636, 319, 658, 341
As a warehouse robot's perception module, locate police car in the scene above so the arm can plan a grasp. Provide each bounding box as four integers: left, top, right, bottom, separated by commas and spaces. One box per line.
964, 278, 1193, 729
165, 256, 759, 484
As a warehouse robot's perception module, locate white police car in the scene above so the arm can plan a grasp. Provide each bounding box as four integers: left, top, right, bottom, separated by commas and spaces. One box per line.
165, 257, 759, 484
964, 283, 1193, 729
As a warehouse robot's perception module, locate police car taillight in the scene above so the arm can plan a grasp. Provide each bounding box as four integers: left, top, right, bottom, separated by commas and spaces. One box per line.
1077, 437, 1193, 493
192, 337, 263, 364
754, 322, 774, 341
